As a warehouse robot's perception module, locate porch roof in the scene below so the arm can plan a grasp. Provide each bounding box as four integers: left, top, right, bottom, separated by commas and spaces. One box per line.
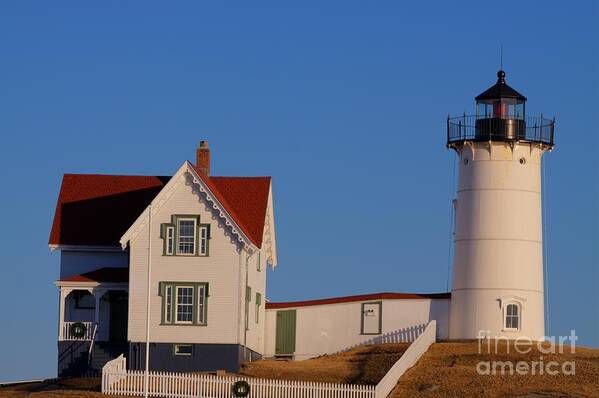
59, 267, 129, 283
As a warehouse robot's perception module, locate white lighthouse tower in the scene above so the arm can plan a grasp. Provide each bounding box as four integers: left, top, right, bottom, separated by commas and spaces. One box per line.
447, 70, 554, 340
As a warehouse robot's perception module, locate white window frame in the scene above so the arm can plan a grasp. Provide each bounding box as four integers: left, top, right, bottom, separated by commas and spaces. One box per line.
165, 226, 175, 256
176, 218, 197, 256
175, 286, 194, 324
503, 302, 521, 331
173, 344, 193, 356
198, 225, 208, 256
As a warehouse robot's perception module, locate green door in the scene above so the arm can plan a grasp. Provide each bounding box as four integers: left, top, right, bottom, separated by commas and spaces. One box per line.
275, 310, 296, 355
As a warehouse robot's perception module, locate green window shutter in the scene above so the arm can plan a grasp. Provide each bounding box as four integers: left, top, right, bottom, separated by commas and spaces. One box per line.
257, 251, 261, 272
245, 286, 251, 330
255, 293, 262, 324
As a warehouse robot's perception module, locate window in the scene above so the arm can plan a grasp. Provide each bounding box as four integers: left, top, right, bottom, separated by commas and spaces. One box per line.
257, 251, 261, 272
161, 282, 208, 326
165, 226, 175, 256
164, 286, 173, 323
199, 225, 208, 256
504, 303, 520, 330
176, 287, 194, 323
161, 216, 210, 256
255, 293, 261, 323
245, 286, 251, 330
173, 344, 193, 356
177, 218, 196, 255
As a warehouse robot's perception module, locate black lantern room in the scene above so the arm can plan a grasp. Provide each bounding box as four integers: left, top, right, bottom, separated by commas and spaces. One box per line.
475, 70, 526, 140
447, 70, 554, 147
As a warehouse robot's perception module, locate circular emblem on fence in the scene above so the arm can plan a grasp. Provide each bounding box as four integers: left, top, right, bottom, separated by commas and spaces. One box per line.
70, 322, 87, 338
232, 380, 250, 397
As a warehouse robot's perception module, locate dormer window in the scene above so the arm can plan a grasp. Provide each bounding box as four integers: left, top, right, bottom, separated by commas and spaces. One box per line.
162, 215, 210, 257
177, 218, 196, 255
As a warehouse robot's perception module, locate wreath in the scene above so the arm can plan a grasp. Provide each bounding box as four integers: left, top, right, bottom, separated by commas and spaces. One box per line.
70, 322, 87, 338
231, 380, 251, 397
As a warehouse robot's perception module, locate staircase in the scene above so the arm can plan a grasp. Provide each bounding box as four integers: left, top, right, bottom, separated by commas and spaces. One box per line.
90, 342, 129, 372
58, 340, 128, 377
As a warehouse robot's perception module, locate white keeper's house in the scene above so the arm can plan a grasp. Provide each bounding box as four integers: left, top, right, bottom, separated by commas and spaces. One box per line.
49, 70, 555, 376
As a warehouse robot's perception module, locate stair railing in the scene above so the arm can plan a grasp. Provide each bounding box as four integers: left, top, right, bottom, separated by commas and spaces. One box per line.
87, 322, 99, 367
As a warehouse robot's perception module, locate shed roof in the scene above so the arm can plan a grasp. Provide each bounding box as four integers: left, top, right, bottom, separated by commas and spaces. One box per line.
265, 292, 451, 309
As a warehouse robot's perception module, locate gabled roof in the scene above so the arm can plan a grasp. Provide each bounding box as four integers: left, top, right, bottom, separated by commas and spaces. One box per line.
59, 267, 129, 283
50, 169, 272, 248
49, 174, 170, 246
265, 292, 451, 309
192, 166, 270, 247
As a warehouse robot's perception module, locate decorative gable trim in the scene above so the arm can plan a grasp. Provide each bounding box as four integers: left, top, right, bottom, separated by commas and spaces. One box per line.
262, 184, 278, 267
185, 164, 254, 250
119, 161, 256, 252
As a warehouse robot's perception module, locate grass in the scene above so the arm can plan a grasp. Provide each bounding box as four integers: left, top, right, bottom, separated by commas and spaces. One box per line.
0, 378, 109, 397
2, 341, 597, 397
240, 343, 411, 385
390, 340, 599, 398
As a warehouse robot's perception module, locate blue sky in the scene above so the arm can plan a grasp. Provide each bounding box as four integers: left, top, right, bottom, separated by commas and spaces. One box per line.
0, 1, 597, 381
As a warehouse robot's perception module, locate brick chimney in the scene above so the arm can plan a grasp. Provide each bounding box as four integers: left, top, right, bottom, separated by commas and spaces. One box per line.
196, 140, 210, 176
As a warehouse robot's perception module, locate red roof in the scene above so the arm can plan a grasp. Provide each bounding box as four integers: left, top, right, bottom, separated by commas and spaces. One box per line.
49, 169, 271, 248
59, 267, 129, 283
265, 292, 451, 309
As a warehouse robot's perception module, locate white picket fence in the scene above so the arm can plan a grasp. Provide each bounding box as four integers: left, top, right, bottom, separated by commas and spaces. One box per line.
374, 320, 436, 398
102, 321, 436, 398
102, 359, 374, 398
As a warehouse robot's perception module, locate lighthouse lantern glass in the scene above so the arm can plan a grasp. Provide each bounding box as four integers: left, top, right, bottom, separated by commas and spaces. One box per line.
477, 98, 525, 120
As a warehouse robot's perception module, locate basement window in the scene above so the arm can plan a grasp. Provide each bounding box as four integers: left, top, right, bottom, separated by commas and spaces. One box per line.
173, 344, 193, 356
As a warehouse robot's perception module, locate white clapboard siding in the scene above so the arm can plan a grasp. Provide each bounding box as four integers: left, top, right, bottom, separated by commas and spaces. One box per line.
374, 320, 436, 398
127, 172, 247, 345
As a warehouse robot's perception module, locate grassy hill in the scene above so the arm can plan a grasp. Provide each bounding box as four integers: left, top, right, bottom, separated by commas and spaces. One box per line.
240, 343, 411, 384
1, 341, 597, 397
391, 341, 599, 398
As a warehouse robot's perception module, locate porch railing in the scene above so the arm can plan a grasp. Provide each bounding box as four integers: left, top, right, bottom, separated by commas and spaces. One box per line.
61, 321, 94, 341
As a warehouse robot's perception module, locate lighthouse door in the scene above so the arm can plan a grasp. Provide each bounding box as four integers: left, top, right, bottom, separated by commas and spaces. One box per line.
361, 302, 382, 335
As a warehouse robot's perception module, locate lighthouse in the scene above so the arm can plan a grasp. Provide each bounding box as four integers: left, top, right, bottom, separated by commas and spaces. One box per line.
447, 71, 555, 340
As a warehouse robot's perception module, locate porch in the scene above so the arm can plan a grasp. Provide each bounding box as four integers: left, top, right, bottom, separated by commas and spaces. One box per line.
55, 267, 129, 342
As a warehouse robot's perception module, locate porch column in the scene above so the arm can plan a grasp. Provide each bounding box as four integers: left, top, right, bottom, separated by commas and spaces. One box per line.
58, 288, 71, 340
93, 289, 105, 326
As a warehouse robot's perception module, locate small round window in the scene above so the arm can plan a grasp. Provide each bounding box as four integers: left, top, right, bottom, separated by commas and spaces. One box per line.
463, 158, 469, 165
519, 157, 526, 165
